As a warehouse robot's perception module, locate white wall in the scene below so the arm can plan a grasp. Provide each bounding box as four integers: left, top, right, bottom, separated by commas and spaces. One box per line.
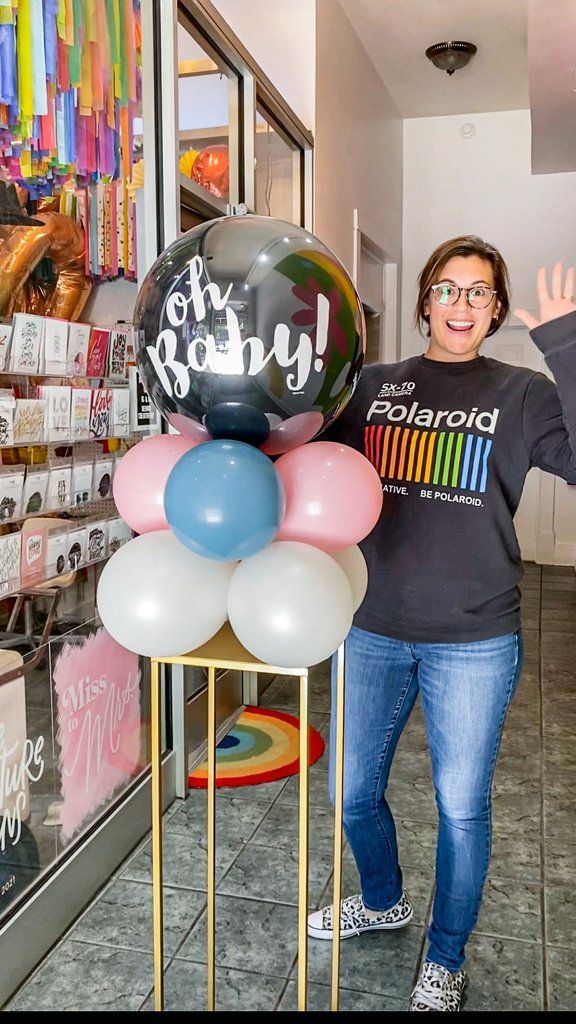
314, 0, 403, 339
210, 0, 315, 130
402, 108, 576, 564
402, 109, 576, 357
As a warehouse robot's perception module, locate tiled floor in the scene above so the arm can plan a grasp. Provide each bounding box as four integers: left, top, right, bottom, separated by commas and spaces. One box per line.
5, 563, 575, 1012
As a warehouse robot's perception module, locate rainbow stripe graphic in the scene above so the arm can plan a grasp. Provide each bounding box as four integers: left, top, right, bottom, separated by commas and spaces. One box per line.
364, 425, 493, 494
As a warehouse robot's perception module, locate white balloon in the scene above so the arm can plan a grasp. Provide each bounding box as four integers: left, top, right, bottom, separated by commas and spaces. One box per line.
97, 531, 235, 657
330, 545, 368, 612
228, 541, 353, 668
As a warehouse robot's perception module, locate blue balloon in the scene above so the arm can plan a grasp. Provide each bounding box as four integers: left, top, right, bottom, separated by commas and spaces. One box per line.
164, 440, 284, 561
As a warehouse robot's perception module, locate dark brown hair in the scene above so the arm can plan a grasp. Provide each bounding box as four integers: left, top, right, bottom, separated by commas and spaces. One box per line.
414, 235, 511, 338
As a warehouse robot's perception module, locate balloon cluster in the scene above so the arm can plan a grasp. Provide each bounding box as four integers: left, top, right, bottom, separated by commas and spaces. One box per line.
97, 216, 382, 668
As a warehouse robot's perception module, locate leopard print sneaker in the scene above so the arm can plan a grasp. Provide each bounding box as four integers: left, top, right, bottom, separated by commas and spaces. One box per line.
409, 961, 468, 1011
307, 891, 413, 940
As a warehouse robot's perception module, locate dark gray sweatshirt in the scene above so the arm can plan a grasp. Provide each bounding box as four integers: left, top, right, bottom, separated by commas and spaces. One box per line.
324, 310, 576, 642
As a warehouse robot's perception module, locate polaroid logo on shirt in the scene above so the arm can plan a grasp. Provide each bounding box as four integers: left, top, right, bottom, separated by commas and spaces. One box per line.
367, 399, 500, 434
378, 381, 416, 398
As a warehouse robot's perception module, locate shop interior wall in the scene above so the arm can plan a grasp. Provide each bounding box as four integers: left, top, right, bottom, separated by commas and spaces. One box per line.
402, 108, 576, 565
314, 0, 403, 351
82, 278, 139, 326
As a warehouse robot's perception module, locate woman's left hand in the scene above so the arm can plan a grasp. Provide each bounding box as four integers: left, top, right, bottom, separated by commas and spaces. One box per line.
514, 262, 576, 330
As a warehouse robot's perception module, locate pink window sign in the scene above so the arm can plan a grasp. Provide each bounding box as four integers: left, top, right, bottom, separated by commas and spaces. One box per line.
54, 628, 142, 842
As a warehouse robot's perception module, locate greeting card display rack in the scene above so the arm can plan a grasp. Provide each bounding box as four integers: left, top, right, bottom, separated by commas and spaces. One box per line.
149, 628, 346, 1013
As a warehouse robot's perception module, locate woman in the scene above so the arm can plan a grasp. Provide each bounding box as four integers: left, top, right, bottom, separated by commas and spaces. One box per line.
307, 236, 576, 1011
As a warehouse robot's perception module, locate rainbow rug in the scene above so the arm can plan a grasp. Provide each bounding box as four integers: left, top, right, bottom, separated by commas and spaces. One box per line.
188, 706, 325, 788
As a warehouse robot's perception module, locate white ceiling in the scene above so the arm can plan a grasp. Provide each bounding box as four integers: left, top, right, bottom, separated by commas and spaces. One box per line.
338, 0, 530, 118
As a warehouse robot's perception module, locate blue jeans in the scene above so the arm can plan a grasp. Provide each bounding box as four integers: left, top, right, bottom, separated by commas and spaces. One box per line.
329, 626, 523, 972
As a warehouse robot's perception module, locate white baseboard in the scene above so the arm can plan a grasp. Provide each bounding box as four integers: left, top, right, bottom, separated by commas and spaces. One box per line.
553, 541, 576, 567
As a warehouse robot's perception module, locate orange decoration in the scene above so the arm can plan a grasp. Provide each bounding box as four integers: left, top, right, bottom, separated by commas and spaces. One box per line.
192, 145, 230, 201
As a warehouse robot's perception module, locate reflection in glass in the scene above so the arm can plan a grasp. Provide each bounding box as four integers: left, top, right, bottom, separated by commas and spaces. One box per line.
0, 570, 151, 923
255, 108, 300, 223
177, 22, 233, 204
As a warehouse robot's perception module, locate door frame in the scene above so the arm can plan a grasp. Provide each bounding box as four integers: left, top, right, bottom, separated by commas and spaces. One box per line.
352, 209, 399, 363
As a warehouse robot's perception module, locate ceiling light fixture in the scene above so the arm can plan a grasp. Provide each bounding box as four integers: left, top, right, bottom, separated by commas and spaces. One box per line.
425, 41, 477, 76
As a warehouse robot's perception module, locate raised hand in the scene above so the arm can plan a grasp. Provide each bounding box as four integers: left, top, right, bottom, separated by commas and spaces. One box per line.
514, 262, 576, 331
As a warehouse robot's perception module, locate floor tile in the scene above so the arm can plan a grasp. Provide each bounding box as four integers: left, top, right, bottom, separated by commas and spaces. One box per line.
396, 819, 438, 873
546, 945, 576, 1011
491, 787, 541, 835
277, 979, 407, 1012
475, 877, 542, 943
463, 934, 543, 1011
300, 924, 425, 998
70, 878, 205, 957
140, 958, 287, 1012
177, 895, 299, 977
490, 826, 541, 883
120, 831, 243, 891
544, 837, 576, 886
545, 885, 576, 948
275, 767, 333, 811
5, 941, 154, 1012
543, 770, 576, 841
248, 800, 336, 856
218, 842, 334, 908
387, 776, 437, 825
165, 791, 272, 844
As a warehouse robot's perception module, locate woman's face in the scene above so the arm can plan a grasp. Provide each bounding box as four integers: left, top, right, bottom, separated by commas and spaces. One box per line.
424, 255, 501, 361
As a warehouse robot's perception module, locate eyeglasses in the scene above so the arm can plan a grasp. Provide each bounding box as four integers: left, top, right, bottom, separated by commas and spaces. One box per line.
430, 282, 498, 310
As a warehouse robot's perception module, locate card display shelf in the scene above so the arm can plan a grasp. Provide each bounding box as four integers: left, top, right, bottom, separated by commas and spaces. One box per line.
1, 547, 114, 600
0, 434, 134, 450
1, 497, 117, 529
0, 369, 130, 385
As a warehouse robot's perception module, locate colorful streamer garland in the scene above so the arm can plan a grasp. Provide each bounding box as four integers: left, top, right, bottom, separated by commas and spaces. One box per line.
0, 0, 141, 184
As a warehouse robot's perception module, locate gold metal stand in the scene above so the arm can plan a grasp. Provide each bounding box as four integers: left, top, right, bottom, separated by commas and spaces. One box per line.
149, 623, 345, 1012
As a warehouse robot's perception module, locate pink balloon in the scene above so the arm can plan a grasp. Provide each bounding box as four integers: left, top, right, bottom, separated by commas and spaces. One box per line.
275, 442, 383, 551
113, 434, 199, 534
167, 413, 211, 443
261, 411, 325, 456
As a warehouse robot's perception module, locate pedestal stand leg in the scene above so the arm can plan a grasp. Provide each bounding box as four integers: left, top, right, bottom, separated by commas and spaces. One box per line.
151, 660, 164, 1011
207, 665, 217, 1011
331, 643, 346, 1010
297, 672, 309, 1011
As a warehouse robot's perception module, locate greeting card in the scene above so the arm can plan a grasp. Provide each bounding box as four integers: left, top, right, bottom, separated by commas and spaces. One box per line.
45, 530, 69, 577
65, 526, 87, 569
71, 461, 94, 508
20, 521, 48, 586
38, 386, 71, 441
87, 520, 109, 562
67, 322, 91, 376
86, 327, 111, 377
0, 466, 25, 522
43, 318, 69, 374
107, 518, 133, 553
9, 313, 44, 373
92, 458, 113, 501
46, 463, 72, 511
89, 389, 112, 439
13, 399, 46, 444
21, 467, 49, 515
0, 532, 22, 591
111, 388, 130, 437
0, 394, 15, 446
71, 388, 92, 439
108, 327, 129, 379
